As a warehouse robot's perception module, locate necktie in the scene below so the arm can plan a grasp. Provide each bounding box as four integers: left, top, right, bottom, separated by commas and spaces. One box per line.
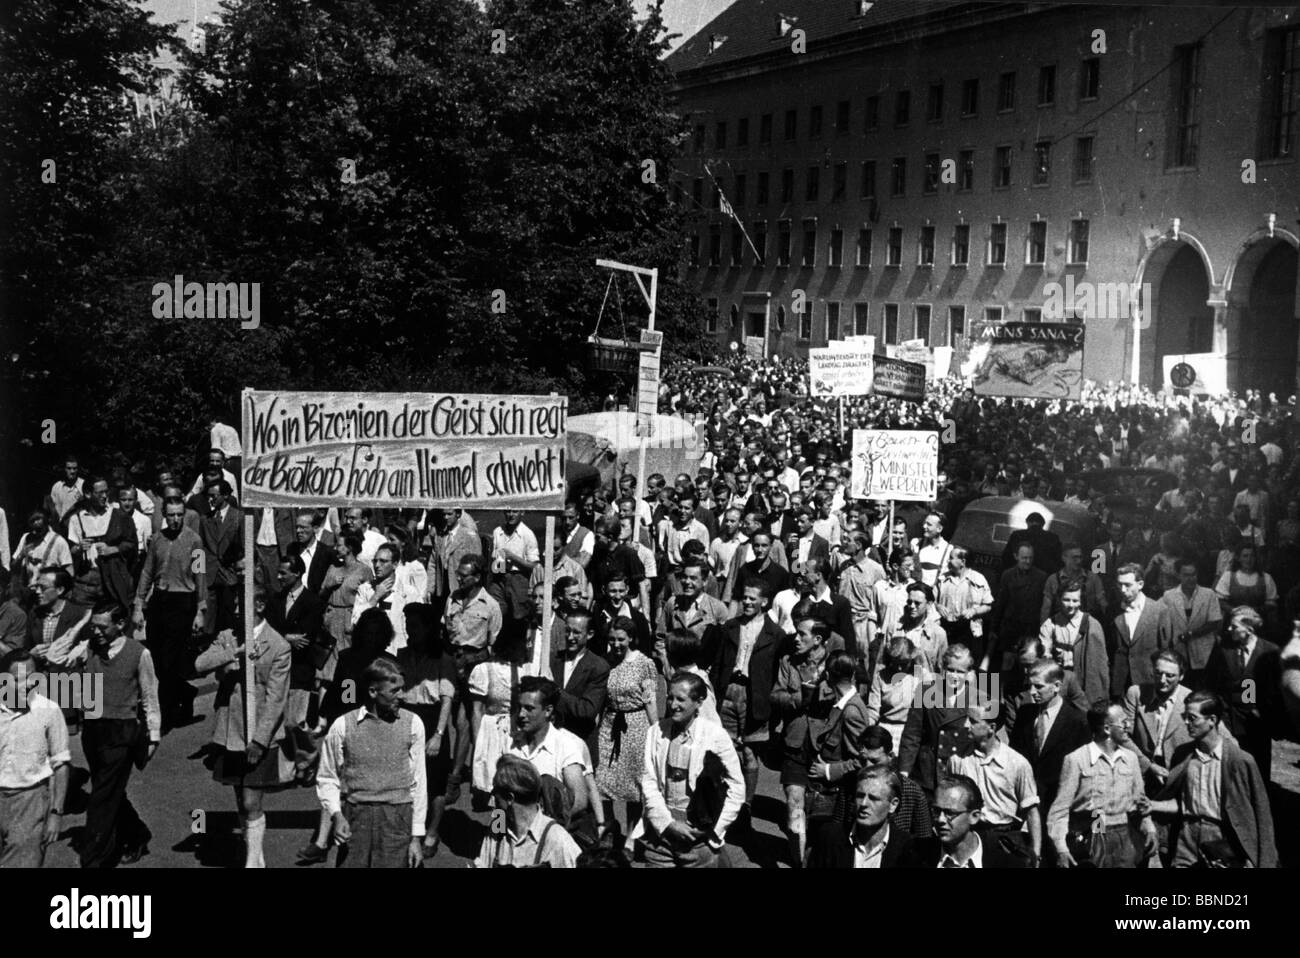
1239, 646, 1248, 669
941, 858, 962, 868
1035, 711, 1049, 751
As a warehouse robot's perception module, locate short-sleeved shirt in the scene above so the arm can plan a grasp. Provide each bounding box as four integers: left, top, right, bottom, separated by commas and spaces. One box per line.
0, 693, 71, 789
507, 724, 591, 779
443, 588, 503, 651
473, 812, 581, 868
948, 741, 1039, 826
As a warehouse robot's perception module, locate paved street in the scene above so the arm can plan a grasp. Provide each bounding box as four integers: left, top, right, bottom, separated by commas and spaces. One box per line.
42, 681, 1300, 869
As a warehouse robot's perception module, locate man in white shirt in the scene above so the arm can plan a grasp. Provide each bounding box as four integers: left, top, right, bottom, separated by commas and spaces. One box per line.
114, 486, 153, 554
187, 449, 239, 498
911, 511, 951, 590
351, 543, 415, 653
492, 510, 540, 622
950, 699, 1041, 860
48, 457, 84, 527
708, 508, 747, 590
342, 508, 388, 565
12, 511, 74, 587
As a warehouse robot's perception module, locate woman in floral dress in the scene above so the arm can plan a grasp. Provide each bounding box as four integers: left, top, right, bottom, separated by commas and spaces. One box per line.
595, 617, 658, 829
318, 533, 371, 683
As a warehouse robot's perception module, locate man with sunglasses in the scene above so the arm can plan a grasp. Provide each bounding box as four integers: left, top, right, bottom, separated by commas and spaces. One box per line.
920, 775, 1028, 868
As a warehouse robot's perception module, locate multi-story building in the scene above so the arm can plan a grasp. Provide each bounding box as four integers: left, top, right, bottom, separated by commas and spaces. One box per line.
667, 0, 1300, 394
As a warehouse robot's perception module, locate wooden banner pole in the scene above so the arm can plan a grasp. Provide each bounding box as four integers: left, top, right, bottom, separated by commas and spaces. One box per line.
243, 512, 256, 747
540, 515, 556, 679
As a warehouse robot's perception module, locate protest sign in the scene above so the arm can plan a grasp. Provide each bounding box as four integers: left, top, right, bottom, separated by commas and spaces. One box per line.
241, 391, 568, 510
870, 354, 926, 401
807, 348, 873, 397
963, 322, 1085, 399
851, 429, 939, 501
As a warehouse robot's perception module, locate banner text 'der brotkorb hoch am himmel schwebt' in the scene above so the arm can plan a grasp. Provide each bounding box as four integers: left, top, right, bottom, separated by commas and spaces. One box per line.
241, 391, 568, 510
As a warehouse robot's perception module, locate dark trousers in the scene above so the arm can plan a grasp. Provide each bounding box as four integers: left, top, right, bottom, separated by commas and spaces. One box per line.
255, 543, 284, 598
146, 590, 198, 728
336, 802, 412, 868
80, 718, 148, 868
207, 581, 238, 635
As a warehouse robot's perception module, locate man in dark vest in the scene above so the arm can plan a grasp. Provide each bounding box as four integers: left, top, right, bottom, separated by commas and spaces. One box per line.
77, 602, 160, 867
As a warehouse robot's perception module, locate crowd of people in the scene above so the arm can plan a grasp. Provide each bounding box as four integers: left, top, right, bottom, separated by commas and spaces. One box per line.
2, 354, 1300, 868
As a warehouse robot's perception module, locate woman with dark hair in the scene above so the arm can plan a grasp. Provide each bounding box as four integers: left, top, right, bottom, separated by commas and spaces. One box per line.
595, 616, 658, 830
385, 524, 428, 602
467, 618, 535, 803
318, 532, 371, 684
396, 602, 456, 858
1214, 542, 1278, 629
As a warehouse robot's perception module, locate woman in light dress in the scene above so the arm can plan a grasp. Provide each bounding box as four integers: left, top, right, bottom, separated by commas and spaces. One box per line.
866, 636, 921, 750
467, 626, 535, 801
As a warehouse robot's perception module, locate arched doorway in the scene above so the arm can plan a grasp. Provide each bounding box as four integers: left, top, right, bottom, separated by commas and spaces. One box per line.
1133, 235, 1215, 387
1225, 236, 1300, 397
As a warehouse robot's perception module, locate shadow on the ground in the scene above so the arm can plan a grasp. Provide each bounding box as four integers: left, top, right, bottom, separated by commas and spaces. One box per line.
170, 809, 327, 867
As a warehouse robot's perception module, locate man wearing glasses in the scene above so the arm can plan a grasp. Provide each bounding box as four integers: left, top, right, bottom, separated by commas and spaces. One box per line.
922, 775, 1027, 867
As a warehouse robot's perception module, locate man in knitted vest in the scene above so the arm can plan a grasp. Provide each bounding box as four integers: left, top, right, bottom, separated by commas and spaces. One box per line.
316, 657, 426, 867
78, 602, 161, 867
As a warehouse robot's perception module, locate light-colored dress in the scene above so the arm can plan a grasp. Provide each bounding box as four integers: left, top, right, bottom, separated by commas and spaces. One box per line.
867, 668, 920, 752
320, 559, 372, 681
469, 659, 537, 793
596, 650, 658, 801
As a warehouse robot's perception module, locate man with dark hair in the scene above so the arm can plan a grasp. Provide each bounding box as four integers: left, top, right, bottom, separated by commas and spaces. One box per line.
728, 529, 791, 617
1161, 558, 1222, 690
291, 510, 334, 594
1111, 562, 1175, 698
443, 554, 502, 665
991, 543, 1048, 669
919, 775, 1028, 867
506, 676, 591, 826
268, 552, 328, 727
0, 649, 70, 867
1049, 700, 1155, 868
807, 766, 923, 868
1001, 512, 1061, 575
134, 497, 206, 730
76, 602, 161, 867
858, 725, 932, 839
548, 610, 609, 766
316, 657, 426, 868
1157, 691, 1277, 868
1008, 659, 1089, 863
27, 567, 91, 659
199, 477, 242, 634
950, 697, 1041, 861
473, 755, 580, 868
712, 580, 783, 826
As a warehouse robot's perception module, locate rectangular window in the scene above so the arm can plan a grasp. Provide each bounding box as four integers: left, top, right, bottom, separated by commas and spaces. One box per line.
861, 160, 877, 199
810, 104, 823, 139
1078, 57, 1100, 101
836, 99, 851, 134
854, 302, 870, 335
915, 304, 932, 346
753, 222, 767, 265
989, 223, 1007, 266
1023, 306, 1043, 323
833, 162, 847, 200
856, 228, 872, 266
689, 234, 700, 267
928, 82, 944, 122
884, 303, 899, 344
829, 229, 843, 267
694, 123, 705, 151
958, 149, 974, 191
757, 171, 770, 205
994, 145, 1012, 188
805, 166, 820, 202
949, 305, 966, 342
923, 153, 940, 194
865, 95, 880, 130
802, 220, 817, 267
1069, 218, 1090, 264
781, 168, 794, 202
890, 156, 906, 196
1262, 26, 1300, 159
998, 71, 1016, 111
692, 177, 703, 207
1038, 64, 1056, 106
731, 223, 744, 266
706, 297, 719, 333
785, 108, 798, 140
961, 78, 979, 116
734, 173, 746, 208
984, 305, 1004, 322
887, 227, 903, 266
894, 90, 910, 126
919, 225, 935, 266
760, 113, 773, 144
1027, 221, 1047, 264
1074, 136, 1094, 182
952, 224, 970, 266
1032, 139, 1051, 185
777, 220, 792, 266
799, 305, 813, 341
1169, 43, 1201, 168
827, 302, 841, 341
715, 121, 727, 149
708, 226, 721, 266
737, 117, 749, 147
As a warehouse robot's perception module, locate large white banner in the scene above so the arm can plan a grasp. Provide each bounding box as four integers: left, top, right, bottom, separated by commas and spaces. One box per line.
808, 348, 874, 397
850, 429, 939, 501
1162, 353, 1227, 395
241, 391, 568, 510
